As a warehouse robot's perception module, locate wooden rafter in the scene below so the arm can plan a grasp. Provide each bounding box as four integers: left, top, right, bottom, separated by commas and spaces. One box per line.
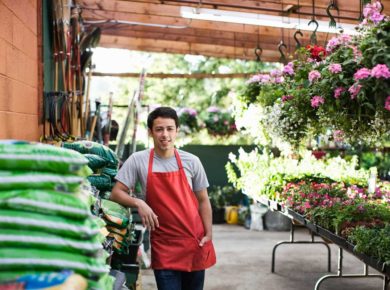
77, 0, 390, 62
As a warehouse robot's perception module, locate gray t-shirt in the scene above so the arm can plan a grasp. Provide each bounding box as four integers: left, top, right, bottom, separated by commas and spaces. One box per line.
115, 148, 209, 199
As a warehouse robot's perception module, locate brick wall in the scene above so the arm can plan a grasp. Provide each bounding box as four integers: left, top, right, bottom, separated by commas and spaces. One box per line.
0, 0, 40, 141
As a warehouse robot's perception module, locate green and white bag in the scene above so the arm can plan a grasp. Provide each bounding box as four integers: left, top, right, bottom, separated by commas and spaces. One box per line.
0, 171, 84, 193
101, 199, 131, 228
0, 140, 90, 176
0, 229, 104, 255
0, 247, 109, 277
0, 189, 90, 219
84, 154, 108, 171
0, 210, 105, 239
63, 141, 118, 169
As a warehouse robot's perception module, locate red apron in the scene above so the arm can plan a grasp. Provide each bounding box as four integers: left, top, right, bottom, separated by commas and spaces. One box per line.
146, 149, 216, 272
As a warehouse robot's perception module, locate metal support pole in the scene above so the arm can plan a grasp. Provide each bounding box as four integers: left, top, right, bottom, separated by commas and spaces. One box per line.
271, 222, 331, 273
314, 247, 387, 290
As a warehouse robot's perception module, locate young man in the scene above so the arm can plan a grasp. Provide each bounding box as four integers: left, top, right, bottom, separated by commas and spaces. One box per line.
111, 106, 216, 290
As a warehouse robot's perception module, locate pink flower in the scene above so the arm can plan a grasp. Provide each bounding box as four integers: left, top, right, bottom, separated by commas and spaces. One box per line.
333, 130, 344, 142
281, 95, 293, 102
348, 84, 362, 99
308, 70, 321, 83
329, 63, 342, 74
326, 37, 340, 52
282, 62, 294, 75
260, 74, 271, 83
385, 96, 390, 111
363, 1, 384, 24
334, 87, 345, 98
353, 68, 371, 81
371, 64, 390, 79
311, 96, 325, 108
207, 106, 220, 113
274, 76, 284, 83
326, 34, 352, 53
248, 74, 271, 84
270, 69, 282, 78
370, 11, 385, 23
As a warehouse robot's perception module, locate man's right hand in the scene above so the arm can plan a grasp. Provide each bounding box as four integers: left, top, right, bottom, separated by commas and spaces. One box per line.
136, 199, 160, 231
111, 181, 159, 231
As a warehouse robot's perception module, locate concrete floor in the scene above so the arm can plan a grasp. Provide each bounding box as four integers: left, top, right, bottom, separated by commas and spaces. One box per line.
140, 224, 386, 290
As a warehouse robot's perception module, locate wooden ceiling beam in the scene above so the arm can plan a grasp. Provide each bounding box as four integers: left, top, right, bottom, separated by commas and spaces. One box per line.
99, 25, 330, 51
99, 35, 284, 61
79, 0, 363, 23
82, 8, 350, 37
123, 0, 390, 16
92, 72, 257, 78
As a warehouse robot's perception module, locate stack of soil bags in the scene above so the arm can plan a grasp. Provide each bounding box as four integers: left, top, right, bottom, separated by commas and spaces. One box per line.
63, 141, 119, 198
0, 140, 113, 290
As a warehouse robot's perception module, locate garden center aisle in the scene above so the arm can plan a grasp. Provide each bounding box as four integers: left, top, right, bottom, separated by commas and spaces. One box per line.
141, 224, 383, 290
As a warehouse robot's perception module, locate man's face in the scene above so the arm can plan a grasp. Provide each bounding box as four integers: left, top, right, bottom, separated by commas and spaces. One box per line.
149, 117, 178, 152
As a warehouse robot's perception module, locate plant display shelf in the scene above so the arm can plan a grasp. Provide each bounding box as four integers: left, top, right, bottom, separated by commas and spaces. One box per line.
256, 196, 390, 290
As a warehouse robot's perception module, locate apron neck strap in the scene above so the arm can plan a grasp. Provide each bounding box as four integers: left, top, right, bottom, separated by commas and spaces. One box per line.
148, 148, 183, 175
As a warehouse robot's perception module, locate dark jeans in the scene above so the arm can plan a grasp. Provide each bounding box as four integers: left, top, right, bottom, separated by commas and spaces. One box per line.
154, 269, 205, 290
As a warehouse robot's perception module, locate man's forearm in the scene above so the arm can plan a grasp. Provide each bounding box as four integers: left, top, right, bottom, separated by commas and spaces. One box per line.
198, 198, 213, 238
111, 186, 140, 208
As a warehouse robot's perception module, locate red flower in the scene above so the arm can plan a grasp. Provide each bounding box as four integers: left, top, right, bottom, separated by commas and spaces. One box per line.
306, 45, 327, 61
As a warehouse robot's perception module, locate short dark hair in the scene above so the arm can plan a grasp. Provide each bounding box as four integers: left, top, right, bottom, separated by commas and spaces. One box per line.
147, 107, 179, 130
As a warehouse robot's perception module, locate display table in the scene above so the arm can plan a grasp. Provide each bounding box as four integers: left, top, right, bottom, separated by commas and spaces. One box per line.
257, 196, 390, 290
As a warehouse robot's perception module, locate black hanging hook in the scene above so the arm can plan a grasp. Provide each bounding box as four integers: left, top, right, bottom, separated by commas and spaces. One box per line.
326, 1, 339, 28
254, 46, 263, 62
278, 40, 288, 64
293, 30, 303, 49
308, 19, 319, 44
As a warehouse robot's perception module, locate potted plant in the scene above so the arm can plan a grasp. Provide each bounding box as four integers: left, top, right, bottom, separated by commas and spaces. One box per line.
208, 186, 226, 224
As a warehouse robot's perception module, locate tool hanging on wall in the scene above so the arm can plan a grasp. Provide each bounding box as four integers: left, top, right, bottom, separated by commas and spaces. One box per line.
308, 0, 319, 44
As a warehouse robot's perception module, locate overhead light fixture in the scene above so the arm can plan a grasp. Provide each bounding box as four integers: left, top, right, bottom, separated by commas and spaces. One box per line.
180, 6, 358, 35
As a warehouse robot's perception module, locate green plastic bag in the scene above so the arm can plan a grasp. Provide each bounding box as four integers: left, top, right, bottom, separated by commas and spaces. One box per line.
0, 140, 90, 176
101, 199, 130, 228
102, 167, 118, 180
0, 229, 104, 255
0, 189, 90, 219
63, 141, 118, 169
0, 247, 109, 277
87, 174, 113, 191
84, 154, 108, 171
0, 209, 105, 239
0, 171, 84, 193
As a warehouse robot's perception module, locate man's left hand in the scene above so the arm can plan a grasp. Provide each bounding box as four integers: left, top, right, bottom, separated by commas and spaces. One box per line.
199, 236, 212, 247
